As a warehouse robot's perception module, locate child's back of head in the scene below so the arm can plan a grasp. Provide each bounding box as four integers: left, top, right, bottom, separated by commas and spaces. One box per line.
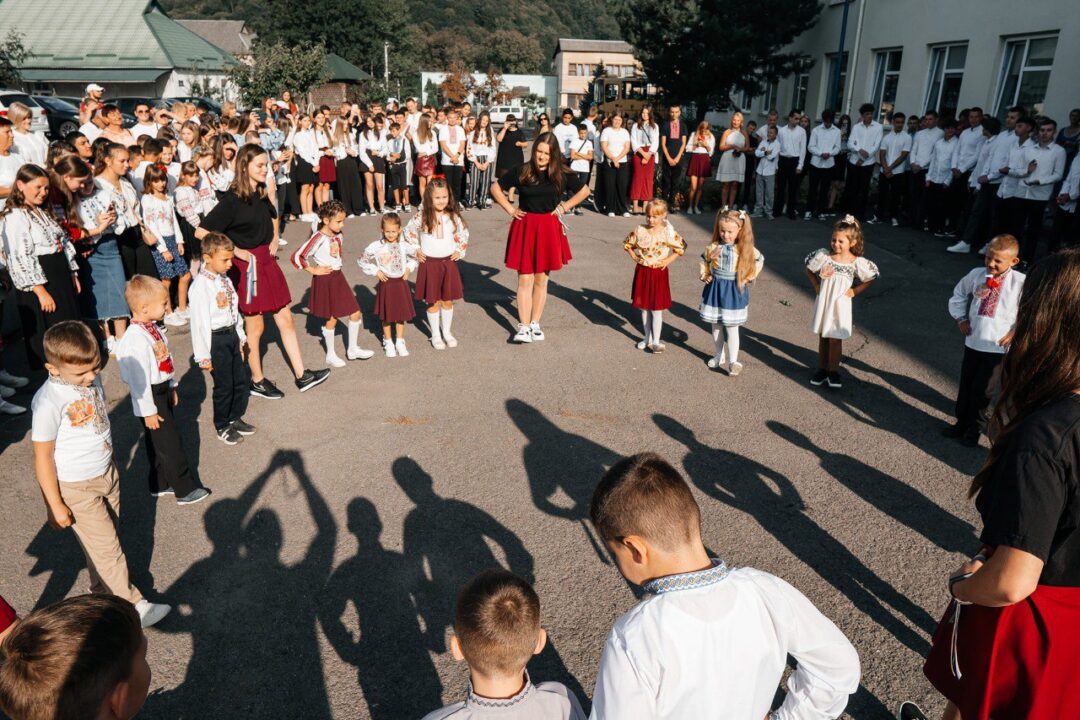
455, 568, 541, 678
0, 595, 148, 720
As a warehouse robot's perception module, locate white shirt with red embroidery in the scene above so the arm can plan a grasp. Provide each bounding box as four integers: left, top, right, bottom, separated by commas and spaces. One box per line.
115, 322, 178, 417
402, 213, 468, 259
948, 266, 1025, 354
291, 231, 344, 271
189, 269, 246, 364
31, 377, 114, 482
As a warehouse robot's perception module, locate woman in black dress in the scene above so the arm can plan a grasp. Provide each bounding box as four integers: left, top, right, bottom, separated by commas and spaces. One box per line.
495, 115, 527, 180
198, 144, 329, 398
915, 248, 1080, 720
490, 133, 591, 344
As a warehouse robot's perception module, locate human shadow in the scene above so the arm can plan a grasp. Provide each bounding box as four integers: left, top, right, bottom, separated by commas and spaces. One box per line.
456, 263, 517, 336
394, 457, 589, 708
654, 413, 935, 657
561, 284, 701, 360
318, 497, 442, 720
767, 420, 976, 554
144, 450, 336, 719
352, 282, 428, 340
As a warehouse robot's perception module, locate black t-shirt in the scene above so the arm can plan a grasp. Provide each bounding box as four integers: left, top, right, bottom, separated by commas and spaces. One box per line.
497, 164, 586, 213
977, 394, 1080, 586
201, 190, 277, 250
497, 128, 526, 171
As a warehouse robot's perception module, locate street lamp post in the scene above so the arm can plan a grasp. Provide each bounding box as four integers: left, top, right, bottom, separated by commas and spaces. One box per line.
829, 0, 852, 112
384, 41, 390, 95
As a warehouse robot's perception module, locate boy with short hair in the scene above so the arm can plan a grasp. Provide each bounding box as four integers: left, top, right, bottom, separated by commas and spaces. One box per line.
0, 594, 151, 720
569, 123, 594, 216
30, 321, 170, 628
421, 569, 586, 720
386, 122, 411, 212
945, 234, 1025, 446
589, 453, 860, 719
752, 125, 780, 219
115, 275, 210, 504
872, 112, 911, 226
189, 233, 255, 446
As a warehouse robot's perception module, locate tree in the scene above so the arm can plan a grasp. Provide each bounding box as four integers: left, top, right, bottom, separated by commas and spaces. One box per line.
476, 67, 511, 107
228, 41, 330, 108
476, 30, 546, 75
617, 0, 820, 118
439, 61, 475, 104
0, 31, 28, 89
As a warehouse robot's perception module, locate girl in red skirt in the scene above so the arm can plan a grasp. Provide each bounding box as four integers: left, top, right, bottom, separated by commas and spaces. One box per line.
908, 249, 1080, 720
490, 133, 592, 343
358, 213, 418, 358
624, 198, 686, 352
404, 179, 468, 350
629, 106, 660, 214
291, 201, 374, 367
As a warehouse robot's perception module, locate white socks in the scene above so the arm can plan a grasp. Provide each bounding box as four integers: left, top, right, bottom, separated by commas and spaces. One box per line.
711, 323, 725, 361
440, 307, 454, 338
347, 320, 361, 353
427, 311, 442, 343
641, 310, 652, 345
725, 326, 740, 364
651, 311, 664, 345
640, 310, 664, 345
322, 327, 345, 366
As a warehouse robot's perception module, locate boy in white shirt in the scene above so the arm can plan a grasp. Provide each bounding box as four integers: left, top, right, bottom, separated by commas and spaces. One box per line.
439, 109, 466, 203
945, 234, 1024, 446
569, 124, 594, 216
1005, 117, 1067, 264
908, 110, 942, 229
1051, 154, 1080, 252
189, 233, 255, 446
115, 276, 210, 505
806, 109, 842, 219
31, 321, 170, 628
842, 103, 883, 220
589, 453, 860, 719
752, 125, 780, 218
552, 108, 579, 164
420, 570, 586, 720
871, 112, 912, 226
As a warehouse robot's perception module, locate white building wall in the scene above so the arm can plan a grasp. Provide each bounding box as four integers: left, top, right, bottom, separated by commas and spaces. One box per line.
160, 70, 237, 103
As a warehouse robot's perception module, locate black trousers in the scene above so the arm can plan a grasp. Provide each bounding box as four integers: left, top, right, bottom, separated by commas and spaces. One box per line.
908, 170, 928, 227
842, 163, 875, 220
442, 166, 464, 205
335, 156, 365, 216
117, 227, 159, 280
143, 381, 200, 497
603, 161, 630, 215
209, 328, 249, 432
959, 183, 1000, 249
807, 165, 832, 217
875, 172, 907, 221
925, 182, 949, 233
15, 252, 82, 370
954, 346, 1003, 432
949, 171, 974, 235
659, 159, 685, 206
1005, 198, 1047, 263
774, 156, 801, 217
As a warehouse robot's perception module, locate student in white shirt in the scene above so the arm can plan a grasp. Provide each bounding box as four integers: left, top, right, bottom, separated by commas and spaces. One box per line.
925, 121, 959, 235
752, 125, 780, 218
872, 112, 912, 226
774, 111, 806, 218
947, 117, 1004, 254
908, 110, 943, 229
292, 114, 321, 220
841, 103, 883, 220
600, 114, 632, 217
685, 121, 715, 215
589, 453, 860, 720
438, 109, 467, 205
1051, 153, 1080, 252
629, 107, 661, 214
950, 107, 986, 235
466, 113, 496, 210
755, 109, 778, 142
1002, 117, 1067, 264
551, 108, 580, 165
806, 109, 842, 219
0, 118, 22, 211
569, 124, 594, 216
129, 102, 159, 141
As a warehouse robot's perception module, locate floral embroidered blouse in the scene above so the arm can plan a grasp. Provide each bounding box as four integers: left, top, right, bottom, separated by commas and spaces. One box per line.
357, 239, 418, 279
0, 208, 78, 290
623, 221, 686, 268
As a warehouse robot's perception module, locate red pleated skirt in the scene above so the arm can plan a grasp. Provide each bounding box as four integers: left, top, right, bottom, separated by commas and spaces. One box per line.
375, 277, 416, 323
630, 155, 656, 201
631, 264, 672, 310
924, 583, 1080, 720
309, 269, 359, 319
688, 153, 712, 178
319, 156, 337, 183
414, 155, 436, 178
414, 256, 464, 305
505, 212, 571, 275
228, 244, 291, 315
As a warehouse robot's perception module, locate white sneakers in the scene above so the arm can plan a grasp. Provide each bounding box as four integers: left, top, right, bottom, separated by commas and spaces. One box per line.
529, 322, 544, 341
347, 347, 375, 360
0, 398, 26, 415
728, 361, 744, 376
0, 384, 13, 399
636, 340, 648, 350
135, 599, 171, 628
946, 240, 971, 254
0, 369, 28, 388
513, 324, 533, 343
707, 354, 726, 369
163, 312, 187, 327
431, 336, 446, 351
395, 338, 409, 357
383, 339, 397, 358
977, 243, 988, 255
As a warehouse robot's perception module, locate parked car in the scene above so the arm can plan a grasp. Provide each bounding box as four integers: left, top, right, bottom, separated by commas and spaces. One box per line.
32, 95, 80, 139
103, 96, 160, 119
165, 96, 222, 116
488, 105, 529, 126
0, 90, 50, 134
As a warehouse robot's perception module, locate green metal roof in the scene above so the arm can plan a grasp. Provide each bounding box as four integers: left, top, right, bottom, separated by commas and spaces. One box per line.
18, 68, 169, 82
325, 53, 373, 83
0, 0, 234, 72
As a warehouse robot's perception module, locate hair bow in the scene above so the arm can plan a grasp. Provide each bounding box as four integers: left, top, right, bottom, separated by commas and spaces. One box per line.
841, 214, 859, 225
720, 205, 730, 213
738, 209, 747, 221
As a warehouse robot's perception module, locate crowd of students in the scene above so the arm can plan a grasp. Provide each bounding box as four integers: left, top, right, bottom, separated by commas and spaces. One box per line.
0, 84, 1079, 720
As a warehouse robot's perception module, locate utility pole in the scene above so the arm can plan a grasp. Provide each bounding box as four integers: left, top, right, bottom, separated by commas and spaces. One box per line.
384, 41, 390, 95
829, 0, 851, 112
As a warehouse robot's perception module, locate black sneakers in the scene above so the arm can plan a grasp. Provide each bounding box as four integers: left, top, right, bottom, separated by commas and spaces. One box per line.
295, 368, 331, 392
897, 702, 928, 720
826, 372, 843, 388
218, 426, 243, 445
940, 422, 966, 438
231, 419, 257, 436
250, 378, 284, 400
177, 487, 211, 505
810, 369, 828, 386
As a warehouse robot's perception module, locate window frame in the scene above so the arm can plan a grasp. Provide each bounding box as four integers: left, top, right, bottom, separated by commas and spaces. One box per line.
790, 68, 810, 113
870, 48, 903, 122
993, 33, 1058, 119
825, 51, 848, 113
924, 43, 967, 117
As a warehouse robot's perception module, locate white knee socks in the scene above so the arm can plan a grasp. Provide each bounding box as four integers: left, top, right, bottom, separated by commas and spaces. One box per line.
640, 310, 665, 345
322, 326, 344, 366
725, 325, 740, 364
641, 310, 652, 345
347, 319, 362, 353
427, 310, 442, 343
651, 311, 664, 345
440, 307, 454, 338
711, 323, 725, 361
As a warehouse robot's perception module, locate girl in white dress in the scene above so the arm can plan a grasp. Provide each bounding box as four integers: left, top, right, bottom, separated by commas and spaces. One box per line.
804, 215, 879, 388
715, 111, 749, 208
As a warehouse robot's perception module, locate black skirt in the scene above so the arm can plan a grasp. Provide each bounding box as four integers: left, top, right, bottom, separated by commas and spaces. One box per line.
294, 156, 318, 186
335, 156, 365, 216
16, 252, 83, 370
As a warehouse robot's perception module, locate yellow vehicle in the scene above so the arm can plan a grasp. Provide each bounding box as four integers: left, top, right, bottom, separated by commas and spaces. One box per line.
591, 74, 663, 118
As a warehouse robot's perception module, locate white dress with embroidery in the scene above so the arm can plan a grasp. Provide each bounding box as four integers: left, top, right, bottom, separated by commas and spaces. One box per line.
805, 248, 879, 340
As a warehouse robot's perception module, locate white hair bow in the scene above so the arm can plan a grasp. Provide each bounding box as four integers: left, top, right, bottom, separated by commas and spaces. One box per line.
841, 214, 859, 225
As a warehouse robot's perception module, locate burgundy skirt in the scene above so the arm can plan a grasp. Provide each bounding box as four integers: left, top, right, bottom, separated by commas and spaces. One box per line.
505, 212, 571, 275
309, 269, 360, 319
630, 155, 656, 201
319, 156, 337, 183
687, 153, 712, 178
414, 256, 464, 305
924, 582, 1080, 720
415, 155, 436, 178
631, 264, 672, 310
228, 244, 291, 315
375, 277, 416, 323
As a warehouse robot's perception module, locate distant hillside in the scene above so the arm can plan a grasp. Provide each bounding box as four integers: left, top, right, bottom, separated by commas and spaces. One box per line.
161, 0, 621, 74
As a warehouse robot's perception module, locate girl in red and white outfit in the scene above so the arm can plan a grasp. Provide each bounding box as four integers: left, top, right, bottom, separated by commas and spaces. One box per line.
291, 200, 374, 366
629, 106, 660, 215
413, 114, 439, 200
312, 108, 336, 210
912, 248, 1080, 720
686, 121, 716, 214
624, 198, 685, 352
490, 133, 591, 343
404, 179, 468, 350
358, 213, 418, 357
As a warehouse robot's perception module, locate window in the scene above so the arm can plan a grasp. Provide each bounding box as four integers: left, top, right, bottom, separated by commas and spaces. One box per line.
762, 79, 779, 114
871, 49, 903, 121
790, 68, 810, 113
569, 64, 578, 77
826, 52, 848, 112
925, 43, 967, 118
740, 90, 753, 112
994, 35, 1057, 119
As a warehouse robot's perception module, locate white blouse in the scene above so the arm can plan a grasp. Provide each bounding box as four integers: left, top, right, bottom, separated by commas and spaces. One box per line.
0, 207, 78, 290
414, 133, 438, 157
688, 132, 715, 155
403, 212, 469, 259
139, 194, 183, 251
600, 127, 631, 160
630, 123, 660, 155
94, 177, 140, 233
358, 239, 417, 279
292, 129, 321, 166
12, 130, 48, 167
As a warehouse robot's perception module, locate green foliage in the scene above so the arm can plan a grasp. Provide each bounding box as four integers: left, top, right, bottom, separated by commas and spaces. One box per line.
0, 31, 28, 89
617, 0, 820, 117
228, 42, 330, 108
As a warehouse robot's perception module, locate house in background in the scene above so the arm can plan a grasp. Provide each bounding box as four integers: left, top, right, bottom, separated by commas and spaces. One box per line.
176, 19, 257, 63
309, 53, 374, 107
551, 38, 640, 112
0, 0, 237, 100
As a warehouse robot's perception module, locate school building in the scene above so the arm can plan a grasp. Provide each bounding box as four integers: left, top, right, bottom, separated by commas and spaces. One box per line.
738, 0, 1079, 125
551, 38, 640, 113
